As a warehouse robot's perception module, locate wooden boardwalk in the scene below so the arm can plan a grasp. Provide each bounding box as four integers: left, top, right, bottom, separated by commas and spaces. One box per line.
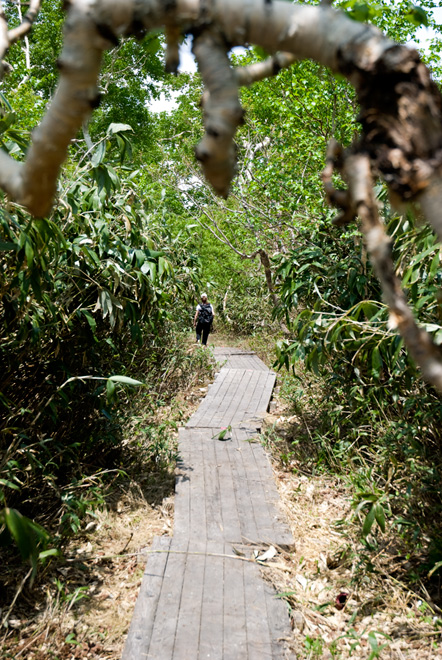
122, 347, 294, 659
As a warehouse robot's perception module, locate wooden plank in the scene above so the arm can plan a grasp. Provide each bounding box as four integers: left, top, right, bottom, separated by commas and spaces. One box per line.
223, 542, 247, 659
239, 372, 272, 428
189, 430, 207, 539
209, 369, 250, 427
238, 429, 294, 547
186, 370, 231, 427
216, 369, 255, 428
173, 540, 206, 659
173, 431, 192, 542
255, 372, 277, 416
224, 354, 247, 370
226, 434, 259, 543
145, 539, 188, 659
243, 560, 274, 660
249, 354, 271, 371
122, 536, 171, 660
202, 434, 225, 541
214, 432, 242, 542
263, 580, 293, 659
199, 540, 224, 659
234, 432, 279, 543
192, 369, 239, 428
229, 370, 263, 426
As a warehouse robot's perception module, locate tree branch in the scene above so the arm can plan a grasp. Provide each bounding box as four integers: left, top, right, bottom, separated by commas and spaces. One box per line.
345, 153, 442, 393
192, 28, 244, 198
0, 0, 439, 227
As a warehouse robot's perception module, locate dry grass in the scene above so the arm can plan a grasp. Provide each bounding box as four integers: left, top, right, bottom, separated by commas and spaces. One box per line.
259, 400, 442, 659
1, 476, 175, 660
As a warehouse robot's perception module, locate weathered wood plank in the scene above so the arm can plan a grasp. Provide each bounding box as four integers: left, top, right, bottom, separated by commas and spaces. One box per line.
229, 370, 264, 427
199, 540, 224, 659
186, 370, 231, 427
256, 372, 277, 415
202, 433, 225, 541
235, 432, 280, 543
216, 369, 255, 427
191, 369, 239, 428
263, 580, 293, 659
189, 430, 207, 539
226, 435, 259, 543
173, 540, 206, 659
237, 429, 294, 547
243, 560, 274, 660
145, 539, 188, 659
214, 432, 242, 542
173, 431, 192, 542
209, 369, 250, 427
223, 542, 247, 659
121, 535, 171, 660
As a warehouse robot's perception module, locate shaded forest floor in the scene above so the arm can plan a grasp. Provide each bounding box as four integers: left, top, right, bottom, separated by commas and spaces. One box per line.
1, 331, 441, 659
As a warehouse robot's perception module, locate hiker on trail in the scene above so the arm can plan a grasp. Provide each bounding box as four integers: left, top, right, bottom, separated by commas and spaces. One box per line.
194, 293, 214, 346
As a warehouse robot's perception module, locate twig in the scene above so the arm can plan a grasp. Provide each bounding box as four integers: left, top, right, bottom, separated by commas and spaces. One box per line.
65, 546, 284, 565
1, 567, 33, 632
235, 51, 296, 87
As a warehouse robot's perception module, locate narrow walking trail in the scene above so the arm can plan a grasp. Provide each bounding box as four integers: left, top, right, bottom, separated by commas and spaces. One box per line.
122, 347, 294, 659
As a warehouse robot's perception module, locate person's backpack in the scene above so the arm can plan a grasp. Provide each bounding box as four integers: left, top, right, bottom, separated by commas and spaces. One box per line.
199, 303, 213, 325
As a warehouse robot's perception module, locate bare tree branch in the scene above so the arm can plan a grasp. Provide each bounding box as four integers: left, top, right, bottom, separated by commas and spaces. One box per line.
193, 29, 244, 197
346, 154, 442, 392
0, 0, 42, 68
235, 51, 296, 87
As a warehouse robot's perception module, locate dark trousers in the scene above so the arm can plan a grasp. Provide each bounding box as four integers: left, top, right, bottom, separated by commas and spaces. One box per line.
196, 321, 211, 345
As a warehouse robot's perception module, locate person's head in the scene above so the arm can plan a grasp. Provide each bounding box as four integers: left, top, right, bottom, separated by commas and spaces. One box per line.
201, 293, 208, 303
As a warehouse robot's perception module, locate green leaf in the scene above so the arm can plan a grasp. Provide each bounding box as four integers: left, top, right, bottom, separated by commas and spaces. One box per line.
371, 346, 383, 375
107, 122, 133, 136
362, 504, 376, 537
106, 379, 116, 401
0, 240, 17, 251
25, 239, 34, 268
39, 548, 60, 560
81, 310, 97, 332
0, 478, 19, 491
91, 141, 106, 167
374, 503, 386, 533
108, 375, 144, 386
405, 5, 428, 27
4, 508, 34, 561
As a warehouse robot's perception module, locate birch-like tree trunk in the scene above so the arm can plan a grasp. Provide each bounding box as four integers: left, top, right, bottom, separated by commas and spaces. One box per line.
0, 0, 441, 390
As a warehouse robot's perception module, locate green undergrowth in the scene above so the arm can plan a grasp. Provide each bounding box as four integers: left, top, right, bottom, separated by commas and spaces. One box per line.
0, 334, 215, 621
269, 199, 442, 605
275, 362, 442, 608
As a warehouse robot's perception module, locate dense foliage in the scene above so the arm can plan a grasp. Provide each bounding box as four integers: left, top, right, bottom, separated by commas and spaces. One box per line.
0, 0, 442, 607
0, 47, 203, 570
